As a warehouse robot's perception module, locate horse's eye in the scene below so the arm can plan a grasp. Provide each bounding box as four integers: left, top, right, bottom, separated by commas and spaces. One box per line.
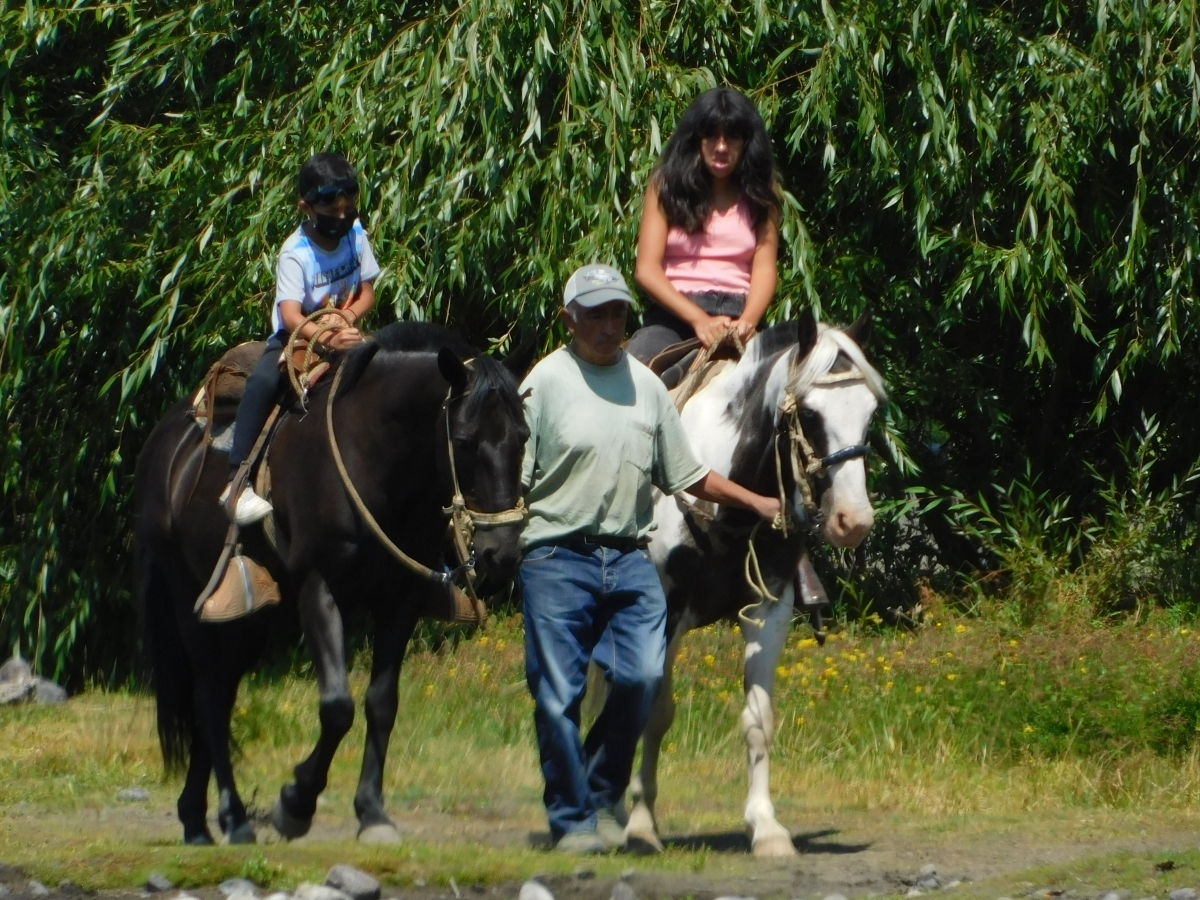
800, 408, 818, 421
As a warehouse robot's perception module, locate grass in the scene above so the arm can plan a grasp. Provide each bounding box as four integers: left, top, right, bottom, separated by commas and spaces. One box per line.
5, 608, 1200, 894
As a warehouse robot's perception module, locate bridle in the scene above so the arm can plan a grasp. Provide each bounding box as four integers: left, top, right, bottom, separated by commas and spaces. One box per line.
325, 355, 526, 616
772, 366, 872, 537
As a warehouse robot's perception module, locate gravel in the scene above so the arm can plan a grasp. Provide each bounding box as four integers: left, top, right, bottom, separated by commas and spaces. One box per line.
146, 875, 175, 893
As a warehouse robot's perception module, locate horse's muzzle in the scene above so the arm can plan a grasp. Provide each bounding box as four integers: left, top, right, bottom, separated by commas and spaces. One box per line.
470, 525, 523, 592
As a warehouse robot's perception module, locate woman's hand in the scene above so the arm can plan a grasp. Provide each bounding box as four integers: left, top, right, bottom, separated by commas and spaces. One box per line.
730, 318, 758, 345
694, 314, 734, 348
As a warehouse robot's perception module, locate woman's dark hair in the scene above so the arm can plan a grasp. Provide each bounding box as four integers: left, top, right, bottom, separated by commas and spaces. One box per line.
297, 152, 358, 198
654, 87, 780, 234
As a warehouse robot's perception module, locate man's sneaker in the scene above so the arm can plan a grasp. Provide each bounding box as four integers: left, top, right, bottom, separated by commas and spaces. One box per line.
596, 807, 627, 850
554, 829, 607, 855
219, 483, 273, 526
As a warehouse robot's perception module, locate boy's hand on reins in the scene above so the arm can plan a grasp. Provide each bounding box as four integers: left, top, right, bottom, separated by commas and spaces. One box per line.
329, 327, 364, 350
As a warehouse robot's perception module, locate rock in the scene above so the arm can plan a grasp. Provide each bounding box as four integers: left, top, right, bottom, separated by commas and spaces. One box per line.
58, 882, 80, 893
118, 788, 151, 802
620, 871, 637, 881
263, 894, 292, 900
228, 890, 258, 900
921, 865, 939, 877
611, 882, 637, 900
823, 895, 849, 900
326, 866, 381, 900
220, 880, 259, 898
1168, 892, 1196, 900
146, 874, 175, 893
713, 896, 756, 900
907, 891, 925, 898
294, 885, 353, 900
0, 680, 34, 705
176, 895, 202, 900
413, 881, 426, 889
945, 883, 962, 891
0, 656, 32, 683
29, 882, 50, 897
34, 678, 67, 705
518, 882, 555, 900
0, 886, 10, 898
918, 878, 941, 890
573, 870, 594, 881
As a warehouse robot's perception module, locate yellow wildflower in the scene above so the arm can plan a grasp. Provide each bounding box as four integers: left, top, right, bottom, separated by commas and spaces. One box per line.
946, 673, 957, 681
885, 681, 894, 691
955, 624, 967, 633
704, 654, 716, 666
478, 635, 490, 645
915, 685, 924, 694
424, 684, 435, 696
1023, 725, 1034, 733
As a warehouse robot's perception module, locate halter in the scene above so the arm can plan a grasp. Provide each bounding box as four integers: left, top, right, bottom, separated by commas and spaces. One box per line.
441, 368, 528, 604
325, 355, 526, 623
774, 366, 872, 537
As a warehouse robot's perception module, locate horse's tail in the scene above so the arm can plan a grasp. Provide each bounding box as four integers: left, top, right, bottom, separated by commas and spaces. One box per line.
140, 547, 192, 774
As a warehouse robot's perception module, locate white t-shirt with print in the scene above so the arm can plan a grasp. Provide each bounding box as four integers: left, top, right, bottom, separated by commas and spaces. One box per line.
272, 220, 381, 333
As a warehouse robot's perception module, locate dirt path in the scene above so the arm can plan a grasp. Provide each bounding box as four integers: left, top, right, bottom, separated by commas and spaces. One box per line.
4, 805, 1198, 900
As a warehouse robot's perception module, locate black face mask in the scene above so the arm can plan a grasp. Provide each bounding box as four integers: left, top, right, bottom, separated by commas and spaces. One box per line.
314, 211, 356, 241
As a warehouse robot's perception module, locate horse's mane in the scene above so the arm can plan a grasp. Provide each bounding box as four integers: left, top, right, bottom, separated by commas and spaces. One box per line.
368, 321, 523, 423
743, 320, 886, 402
371, 321, 476, 357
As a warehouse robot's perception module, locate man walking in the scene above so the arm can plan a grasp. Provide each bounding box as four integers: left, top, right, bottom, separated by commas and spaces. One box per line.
519, 263, 781, 853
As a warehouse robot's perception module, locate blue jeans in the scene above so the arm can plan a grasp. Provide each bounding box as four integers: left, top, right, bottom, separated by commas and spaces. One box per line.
520, 542, 667, 840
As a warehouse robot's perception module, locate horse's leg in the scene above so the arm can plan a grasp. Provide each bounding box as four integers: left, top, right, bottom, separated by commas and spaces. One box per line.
353, 598, 419, 844
625, 612, 692, 852
197, 664, 257, 844
178, 717, 214, 845
740, 583, 797, 857
273, 573, 354, 839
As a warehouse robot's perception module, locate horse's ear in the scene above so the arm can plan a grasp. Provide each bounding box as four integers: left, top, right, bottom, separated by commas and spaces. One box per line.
337, 342, 382, 394
501, 333, 538, 380
797, 308, 818, 356
438, 347, 470, 393
846, 307, 873, 348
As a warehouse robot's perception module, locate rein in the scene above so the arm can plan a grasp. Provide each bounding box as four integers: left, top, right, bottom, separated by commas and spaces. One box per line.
324, 354, 525, 623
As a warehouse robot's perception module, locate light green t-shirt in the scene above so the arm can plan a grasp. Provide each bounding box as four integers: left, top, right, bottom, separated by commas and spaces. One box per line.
519, 346, 709, 548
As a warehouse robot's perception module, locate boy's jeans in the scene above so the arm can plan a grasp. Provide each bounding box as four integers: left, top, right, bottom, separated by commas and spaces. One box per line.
519, 542, 667, 841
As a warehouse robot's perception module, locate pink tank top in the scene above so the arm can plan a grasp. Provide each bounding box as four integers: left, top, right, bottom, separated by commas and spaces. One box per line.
662, 197, 757, 295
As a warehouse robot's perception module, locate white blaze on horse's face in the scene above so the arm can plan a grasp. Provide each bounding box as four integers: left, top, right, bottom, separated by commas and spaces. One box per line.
802, 380, 878, 548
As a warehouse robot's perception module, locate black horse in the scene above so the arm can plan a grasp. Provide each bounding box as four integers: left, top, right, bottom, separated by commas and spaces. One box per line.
136, 322, 531, 844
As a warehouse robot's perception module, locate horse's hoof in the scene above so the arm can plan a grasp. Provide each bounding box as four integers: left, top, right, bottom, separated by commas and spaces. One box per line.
271, 798, 312, 840
625, 804, 662, 853
358, 822, 402, 844
751, 831, 796, 857
624, 828, 664, 855
224, 821, 257, 845
183, 831, 215, 846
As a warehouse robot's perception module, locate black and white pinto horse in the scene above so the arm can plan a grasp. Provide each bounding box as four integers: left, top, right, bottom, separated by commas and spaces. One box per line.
621, 311, 885, 856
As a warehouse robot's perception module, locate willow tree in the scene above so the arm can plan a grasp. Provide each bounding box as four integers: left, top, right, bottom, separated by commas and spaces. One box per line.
3, 0, 1200, 679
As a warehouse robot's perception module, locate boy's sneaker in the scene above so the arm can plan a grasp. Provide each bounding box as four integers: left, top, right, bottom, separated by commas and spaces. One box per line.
596, 807, 627, 850
554, 829, 607, 855
219, 483, 273, 525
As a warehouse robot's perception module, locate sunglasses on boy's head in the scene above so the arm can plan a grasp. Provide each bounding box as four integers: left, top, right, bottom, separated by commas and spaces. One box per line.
304, 180, 360, 206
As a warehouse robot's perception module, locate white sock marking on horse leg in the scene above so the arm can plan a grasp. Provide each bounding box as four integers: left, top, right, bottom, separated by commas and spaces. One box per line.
627, 612, 692, 849
740, 583, 797, 857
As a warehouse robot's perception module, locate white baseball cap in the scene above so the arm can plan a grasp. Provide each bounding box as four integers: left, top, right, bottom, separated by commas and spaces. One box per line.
562, 263, 634, 308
